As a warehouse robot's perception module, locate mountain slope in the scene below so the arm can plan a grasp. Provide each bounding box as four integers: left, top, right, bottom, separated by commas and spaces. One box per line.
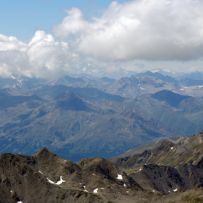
112, 132, 203, 168
152, 90, 191, 107
111, 132, 203, 196
0, 89, 40, 109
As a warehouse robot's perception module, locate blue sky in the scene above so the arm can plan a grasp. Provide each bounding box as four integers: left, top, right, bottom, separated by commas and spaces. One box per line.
0, 0, 125, 40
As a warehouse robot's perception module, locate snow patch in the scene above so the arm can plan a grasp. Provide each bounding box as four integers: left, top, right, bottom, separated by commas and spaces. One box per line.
170, 147, 174, 150
56, 176, 66, 185
38, 170, 43, 174
117, 174, 123, 180
173, 188, 178, 192
17, 201, 23, 203
93, 188, 98, 194
123, 183, 127, 188
47, 176, 65, 185
83, 186, 88, 192
47, 178, 55, 185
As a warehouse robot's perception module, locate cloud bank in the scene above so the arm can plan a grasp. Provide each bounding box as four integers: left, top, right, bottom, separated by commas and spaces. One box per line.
1, 0, 203, 78
55, 0, 203, 61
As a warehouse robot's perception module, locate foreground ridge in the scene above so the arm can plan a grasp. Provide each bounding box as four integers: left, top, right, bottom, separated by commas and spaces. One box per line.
0, 133, 203, 203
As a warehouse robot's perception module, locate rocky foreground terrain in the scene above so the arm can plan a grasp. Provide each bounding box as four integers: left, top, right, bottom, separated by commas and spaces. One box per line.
0, 132, 203, 203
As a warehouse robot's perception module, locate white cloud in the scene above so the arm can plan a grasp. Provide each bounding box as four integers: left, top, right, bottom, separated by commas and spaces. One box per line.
0, 31, 75, 78
1, 0, 203, 79
55, 0, 203, 61
27, 31, 71, 78
54, 8, 89, 39
0, 35, 26, 51
0, 35, 30, 77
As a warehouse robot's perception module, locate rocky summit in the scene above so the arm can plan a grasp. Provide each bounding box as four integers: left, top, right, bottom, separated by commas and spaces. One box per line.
0, 133, 203, 203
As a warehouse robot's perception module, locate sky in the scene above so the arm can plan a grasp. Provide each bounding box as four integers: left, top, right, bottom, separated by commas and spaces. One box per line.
0, 0, 126, 41
0, 0, 203, 79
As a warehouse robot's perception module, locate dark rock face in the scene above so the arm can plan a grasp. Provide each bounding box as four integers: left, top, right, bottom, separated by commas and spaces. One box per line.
177, 160, 203, 189
130, 164, 183, 194
127, 159, 203, 194
143, 165, 184, 193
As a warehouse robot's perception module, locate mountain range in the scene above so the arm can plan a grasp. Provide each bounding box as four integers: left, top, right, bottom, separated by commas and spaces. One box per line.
0, 71, 203, 160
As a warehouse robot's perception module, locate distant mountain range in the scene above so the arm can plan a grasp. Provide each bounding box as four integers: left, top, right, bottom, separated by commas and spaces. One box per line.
0, 71, 203, 160
0, 132, 202, 203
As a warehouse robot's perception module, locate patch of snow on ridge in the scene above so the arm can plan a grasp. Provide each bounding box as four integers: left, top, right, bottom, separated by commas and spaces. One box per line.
47, 176, 65, 185
139, 167, 142, 172
56, 176, 65, 185
93, 188, 98, 194
117, 174, 123, 180
173, 188, 178, 192
83, 186, 88, 192
47, 178, 55, 185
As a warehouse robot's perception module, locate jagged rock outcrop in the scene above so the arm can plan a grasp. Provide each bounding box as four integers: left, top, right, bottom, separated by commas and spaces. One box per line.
0, 149, 142, 203
0, 153, 104, 203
